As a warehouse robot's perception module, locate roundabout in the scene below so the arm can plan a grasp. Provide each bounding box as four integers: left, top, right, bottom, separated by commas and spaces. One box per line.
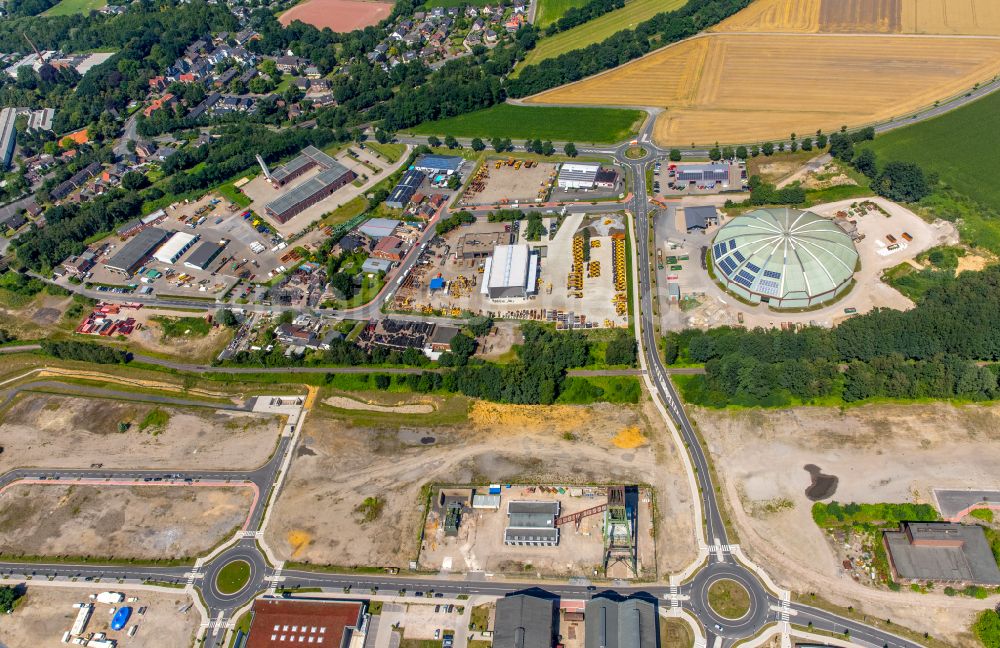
200, 540, 271, 609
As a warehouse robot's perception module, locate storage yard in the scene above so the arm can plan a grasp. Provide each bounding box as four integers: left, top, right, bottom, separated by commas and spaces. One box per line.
0, 585, 199, 648
388, 212, 629, 328
458, 158, 559, 207
263, 395, 697, 577
419, 484, 655, 579
528, 32, 1000, 144
0, 483, 252, 560
692, 401, 1000, 640
0, 392, 284, 472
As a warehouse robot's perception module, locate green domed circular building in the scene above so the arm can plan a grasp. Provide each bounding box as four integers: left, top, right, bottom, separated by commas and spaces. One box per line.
710, 207, 858, 308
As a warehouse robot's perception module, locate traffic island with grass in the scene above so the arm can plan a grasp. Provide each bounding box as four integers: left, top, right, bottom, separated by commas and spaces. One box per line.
707, 579, 750, 619
625, 146, 648, 160
216, 560, 251, 595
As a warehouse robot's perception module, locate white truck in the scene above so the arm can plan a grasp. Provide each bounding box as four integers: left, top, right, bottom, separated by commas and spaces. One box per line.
95, 592, 125, 605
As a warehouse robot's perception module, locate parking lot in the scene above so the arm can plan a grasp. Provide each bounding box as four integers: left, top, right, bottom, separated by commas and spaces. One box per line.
390, 212, 629, 328
86, 193, 286, 297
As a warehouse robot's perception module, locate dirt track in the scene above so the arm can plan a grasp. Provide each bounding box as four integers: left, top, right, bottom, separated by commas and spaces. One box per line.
0, 392, 283, 471
0, 484, 252, 560
266, 396, 697, 576
693, 402, 1000, 641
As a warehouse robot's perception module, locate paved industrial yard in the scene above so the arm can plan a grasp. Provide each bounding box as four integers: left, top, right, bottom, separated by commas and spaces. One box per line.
0, 393, 283, 471
458, 159, 558, 207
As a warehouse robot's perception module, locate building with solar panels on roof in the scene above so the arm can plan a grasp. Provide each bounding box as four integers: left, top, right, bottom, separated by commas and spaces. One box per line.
711, 207, 858, 308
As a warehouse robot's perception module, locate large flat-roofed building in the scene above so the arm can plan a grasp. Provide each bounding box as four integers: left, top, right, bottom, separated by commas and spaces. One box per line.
557, 162, 600, 190
494, 594, 557, 648
184, 240, 226, 270
481, 244, 538, 301
674, 162, 743, 190
504, 500, 559, 546
0, 107, 19, 170
245, 598, 366, 648
585, 597, 657, 648
153, 231, 199, 264
413, 154, 462, 177
105, 227, 170, 275
265, 162, 356, 223
884, 522, 1000, 586
456, 225, 511, 260
385, 169, 426, 209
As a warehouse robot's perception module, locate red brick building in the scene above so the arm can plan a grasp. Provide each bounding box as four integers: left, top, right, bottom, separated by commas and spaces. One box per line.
246, 599, 366, 648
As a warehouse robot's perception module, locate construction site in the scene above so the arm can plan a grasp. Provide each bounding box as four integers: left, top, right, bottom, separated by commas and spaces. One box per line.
387, 212, 629, 328
419, 483, 653, 579
457, 158, 559, 207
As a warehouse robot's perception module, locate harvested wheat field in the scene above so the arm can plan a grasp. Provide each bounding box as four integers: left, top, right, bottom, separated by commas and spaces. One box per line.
279, 0, 393, 31
711, 0, 1000, 35
529, 32, 1000, 144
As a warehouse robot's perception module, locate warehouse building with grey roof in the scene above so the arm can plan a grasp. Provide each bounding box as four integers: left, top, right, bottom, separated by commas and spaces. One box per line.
884, 522, 1000, 586
585, 596, 658, 648
504, 500, 559, 546
494, 594, 557, 648
105, 227, 170, 276
265, 158, 356, 224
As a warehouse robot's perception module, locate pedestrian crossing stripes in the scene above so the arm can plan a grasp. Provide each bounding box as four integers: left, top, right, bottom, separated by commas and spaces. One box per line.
185, 570, 201, 586
237, 530, 262, 538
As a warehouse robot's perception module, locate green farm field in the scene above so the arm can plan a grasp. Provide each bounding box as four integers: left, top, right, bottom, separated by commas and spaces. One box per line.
517, 0, 688, 72
535, 0, 591, 28
862, 89, 1000, 211
44, 0, 106, 15
408, 103, 643, 143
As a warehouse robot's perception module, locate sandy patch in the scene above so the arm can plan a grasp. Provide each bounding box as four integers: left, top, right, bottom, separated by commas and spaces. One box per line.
324, 396, 435, 414
0, 393, 282, 471
956, 253, 992, 276
0, 484, 252, 560
692, 402, 1000, 638
0, 585, 198, 648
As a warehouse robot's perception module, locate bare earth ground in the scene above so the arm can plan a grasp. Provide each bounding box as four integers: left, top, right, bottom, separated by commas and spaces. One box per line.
0, 484, 252, 559
279, 0, 393, 32
0, 393, 282, 471
0, 294, 73, 338
266, 395, 697, 576
126, 307, 233, 363
691, 403, 1000, 641
324, 395, 434, 414
0, 585, 198, 648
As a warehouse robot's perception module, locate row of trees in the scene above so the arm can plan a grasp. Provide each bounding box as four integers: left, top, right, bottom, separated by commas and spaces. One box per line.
40, 340, 131, 364
544, 0, 625, 36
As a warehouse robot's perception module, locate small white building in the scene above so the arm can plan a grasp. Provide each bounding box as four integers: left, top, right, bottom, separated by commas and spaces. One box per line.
557, 162, 600, 190
153, 231, 199, 264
